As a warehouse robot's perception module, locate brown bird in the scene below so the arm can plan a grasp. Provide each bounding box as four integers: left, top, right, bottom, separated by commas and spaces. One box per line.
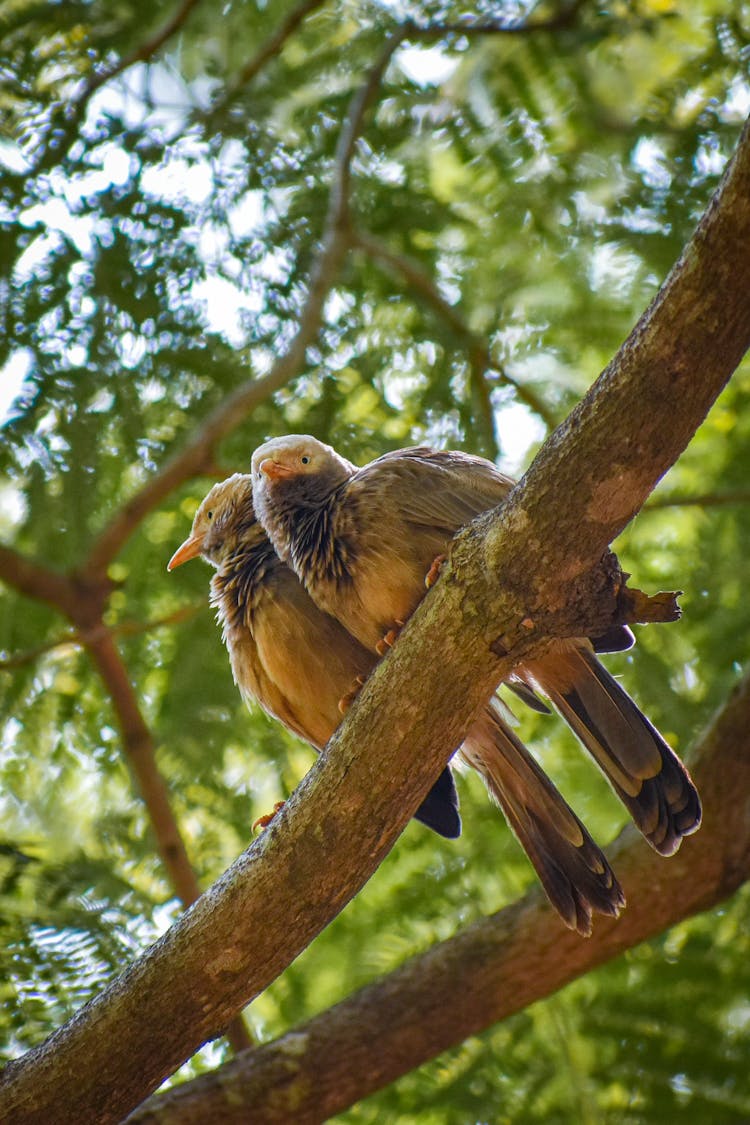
171, 474, 624, 934
251, 435, 701, 859
168, 473, 461, 839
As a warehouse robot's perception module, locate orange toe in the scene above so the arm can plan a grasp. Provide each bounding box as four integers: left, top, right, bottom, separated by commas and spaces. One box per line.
338, 674, 367, 714
425, 554, 447, 589
376, 622, 404, 656
253, 800, 286, 832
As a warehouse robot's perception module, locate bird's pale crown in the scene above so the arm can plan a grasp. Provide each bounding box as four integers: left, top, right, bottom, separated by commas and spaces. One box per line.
251, 434, 352, 483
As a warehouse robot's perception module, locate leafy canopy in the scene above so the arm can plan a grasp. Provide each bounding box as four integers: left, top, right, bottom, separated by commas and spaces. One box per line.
1, 0, 749, 1119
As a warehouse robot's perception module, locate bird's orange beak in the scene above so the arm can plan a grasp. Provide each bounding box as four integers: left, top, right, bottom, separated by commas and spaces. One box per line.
259, 457, 295, 480
167, 533, 204, 571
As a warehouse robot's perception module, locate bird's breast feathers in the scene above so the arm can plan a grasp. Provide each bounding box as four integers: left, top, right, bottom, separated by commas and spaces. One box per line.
289, 503, 354, 588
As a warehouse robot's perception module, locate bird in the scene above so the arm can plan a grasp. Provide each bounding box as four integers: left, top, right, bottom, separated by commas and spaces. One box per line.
171, 473, 624, 934
251, 434, 702, 860
167, 473, 461, 839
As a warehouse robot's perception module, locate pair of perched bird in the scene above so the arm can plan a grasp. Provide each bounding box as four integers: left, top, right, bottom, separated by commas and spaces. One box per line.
168, 434, 701, 935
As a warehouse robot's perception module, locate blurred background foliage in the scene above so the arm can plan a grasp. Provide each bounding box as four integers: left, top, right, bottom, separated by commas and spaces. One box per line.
1, 0, 749, 1119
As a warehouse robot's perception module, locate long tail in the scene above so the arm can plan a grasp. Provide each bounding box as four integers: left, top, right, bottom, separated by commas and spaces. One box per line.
521, 643, 702, 856
461, 701, 625, 936
414, 766, 462, 839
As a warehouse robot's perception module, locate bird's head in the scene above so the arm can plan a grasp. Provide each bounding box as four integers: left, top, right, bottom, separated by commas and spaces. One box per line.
167, 473, 260, 572
250, 435, 355, 558
251, 434, 352, 488
251, 434, 355, 538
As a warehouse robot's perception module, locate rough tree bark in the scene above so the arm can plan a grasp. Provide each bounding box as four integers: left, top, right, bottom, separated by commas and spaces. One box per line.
1, 117, 749, 1125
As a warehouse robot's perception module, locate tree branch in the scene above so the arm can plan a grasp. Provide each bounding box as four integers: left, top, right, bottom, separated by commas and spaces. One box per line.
27, 0, 202, 177
351, 227, 557, 439
0, 605, 202, 671
645, 488, 750, 510
207, 0, 328, 121
407, 0, 587, 43
83, 630, 254, 1055
2, 115, 748, 1125
126, 667, 750, 1123
0, 551, 251, 1050
0, 545, 80, 618
83, 630, 203, 908
0, 550, 202, 908
87, 0, 202, 92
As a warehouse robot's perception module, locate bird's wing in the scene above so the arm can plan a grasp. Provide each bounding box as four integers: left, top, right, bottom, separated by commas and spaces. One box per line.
250, 563, 374, 748
348, 447, 515, 536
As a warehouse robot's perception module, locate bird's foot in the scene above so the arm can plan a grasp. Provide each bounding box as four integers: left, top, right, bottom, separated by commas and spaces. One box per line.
252, 801, 285, 832
425, 554, 447, 589
338, 674, 367, 714
375, 619, 405, 656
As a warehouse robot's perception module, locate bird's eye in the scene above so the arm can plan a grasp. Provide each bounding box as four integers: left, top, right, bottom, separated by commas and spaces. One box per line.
207, 510, 213, 520
301, 455, 310, 465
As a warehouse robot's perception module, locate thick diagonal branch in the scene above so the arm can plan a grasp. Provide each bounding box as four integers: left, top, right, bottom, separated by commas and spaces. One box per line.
127, 668, 750, 1123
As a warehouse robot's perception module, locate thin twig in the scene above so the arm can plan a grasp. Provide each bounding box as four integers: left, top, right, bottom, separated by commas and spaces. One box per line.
87, 632, 202, 904
351, 230, 499, 455
209, 0, 582, 124
0, 604, 203, 672
28, 0, 202, 176
409, 0, 587, 42
0, 558, 205, 910
0, 546, 207, 907
86, 0, 202, 96
0, 554, 251, 1048
645, 488, 750, 511
351, 228, 558, 436
208, 0, 328, 121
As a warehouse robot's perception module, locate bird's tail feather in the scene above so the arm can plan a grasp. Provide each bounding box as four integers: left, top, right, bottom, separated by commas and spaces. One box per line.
523, 644, 701, 856
461, 701, 625, 936
414, 766, 462, 839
